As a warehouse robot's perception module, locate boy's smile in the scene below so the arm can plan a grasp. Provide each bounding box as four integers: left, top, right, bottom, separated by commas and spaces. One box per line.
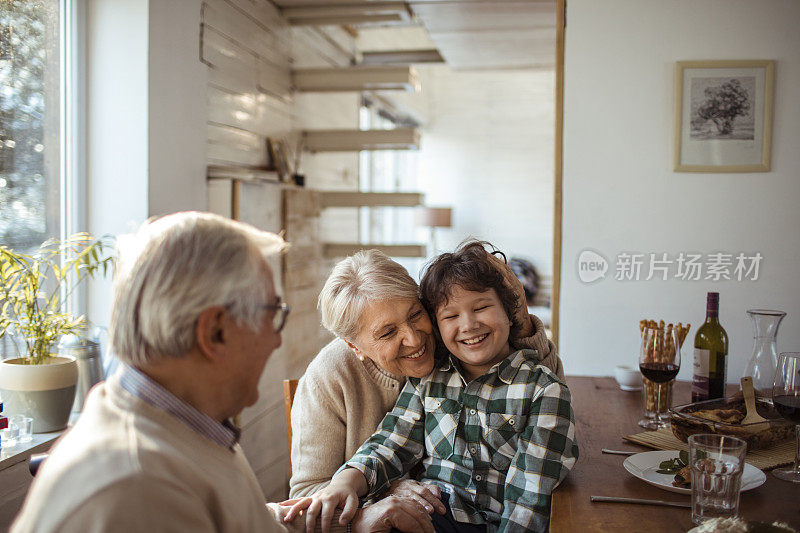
435, 285, 512, 381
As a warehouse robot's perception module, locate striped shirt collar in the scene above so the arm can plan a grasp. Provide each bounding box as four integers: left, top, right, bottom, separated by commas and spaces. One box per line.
117, 364, 240, 451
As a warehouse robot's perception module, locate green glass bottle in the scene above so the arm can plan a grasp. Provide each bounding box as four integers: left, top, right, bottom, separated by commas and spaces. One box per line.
692, 292, 729, 402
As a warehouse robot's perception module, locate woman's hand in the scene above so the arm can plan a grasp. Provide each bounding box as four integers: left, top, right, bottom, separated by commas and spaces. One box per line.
351, 496, 436, 533
487, 252, 533, 337
384, 479, 446, 515
284, 469, 365, 533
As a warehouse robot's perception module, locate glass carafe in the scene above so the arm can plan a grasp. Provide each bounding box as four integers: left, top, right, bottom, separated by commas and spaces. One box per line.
743, 309, 786, 395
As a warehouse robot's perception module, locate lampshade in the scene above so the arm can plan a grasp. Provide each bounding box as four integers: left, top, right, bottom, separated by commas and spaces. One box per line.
415, 207, 452, 228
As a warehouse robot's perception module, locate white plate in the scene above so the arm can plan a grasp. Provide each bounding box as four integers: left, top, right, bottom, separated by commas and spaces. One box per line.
623, 450, 766, 495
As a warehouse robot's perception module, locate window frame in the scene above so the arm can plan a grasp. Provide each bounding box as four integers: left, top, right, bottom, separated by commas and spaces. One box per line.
60, 0, 86, 316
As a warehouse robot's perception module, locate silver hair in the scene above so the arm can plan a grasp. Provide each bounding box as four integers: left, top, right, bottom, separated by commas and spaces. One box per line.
318, 249, 419, 341
109, 211, 287, 366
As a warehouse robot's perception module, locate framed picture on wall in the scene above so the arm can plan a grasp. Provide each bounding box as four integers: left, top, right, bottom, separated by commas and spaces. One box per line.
673, 60, 774, 172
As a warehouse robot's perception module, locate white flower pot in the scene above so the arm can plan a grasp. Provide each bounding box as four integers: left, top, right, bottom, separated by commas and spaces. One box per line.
0, 356, 78, 432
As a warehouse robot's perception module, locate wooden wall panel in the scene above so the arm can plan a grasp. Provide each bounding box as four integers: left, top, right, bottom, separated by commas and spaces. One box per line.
284, 188, 321, 219
207, 86, 293, 138
240, 402, 289, 497
203, 0, 292, 169
255, 454, 292, 503
203, 0, 359, 500
207, 123, 266, 166
207, 179, 234, 217
202, 25, 291, 106
224, 0, 288, 45
203, 0, 287, 64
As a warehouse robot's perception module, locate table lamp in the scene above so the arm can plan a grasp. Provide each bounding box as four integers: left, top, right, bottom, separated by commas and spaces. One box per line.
415, 207, 452, 256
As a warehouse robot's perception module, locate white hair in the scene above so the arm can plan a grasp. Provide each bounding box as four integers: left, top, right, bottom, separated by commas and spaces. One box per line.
109, 211, 287, 366
318, 249, 418, 341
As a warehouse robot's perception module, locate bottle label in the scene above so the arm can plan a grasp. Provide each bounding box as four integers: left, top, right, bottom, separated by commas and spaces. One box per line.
692, 348, 710, 399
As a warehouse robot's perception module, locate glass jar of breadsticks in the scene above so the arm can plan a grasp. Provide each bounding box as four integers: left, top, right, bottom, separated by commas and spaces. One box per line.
637, 320, 691, 429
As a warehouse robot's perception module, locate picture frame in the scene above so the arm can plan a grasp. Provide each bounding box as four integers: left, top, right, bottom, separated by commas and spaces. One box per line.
673, 60, 774, 172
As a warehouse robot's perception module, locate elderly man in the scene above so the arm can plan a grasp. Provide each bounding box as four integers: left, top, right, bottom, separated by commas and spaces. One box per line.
11, 212, 434, 533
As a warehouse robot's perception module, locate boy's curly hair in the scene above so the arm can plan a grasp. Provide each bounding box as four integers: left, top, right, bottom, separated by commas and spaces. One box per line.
419, 240, 520, 338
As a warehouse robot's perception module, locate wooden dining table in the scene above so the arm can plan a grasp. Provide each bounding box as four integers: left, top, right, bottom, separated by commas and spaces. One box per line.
550, 376, 800, 532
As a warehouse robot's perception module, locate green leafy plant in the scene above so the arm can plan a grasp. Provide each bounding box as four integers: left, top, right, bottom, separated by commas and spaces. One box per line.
0, 233, 113, 364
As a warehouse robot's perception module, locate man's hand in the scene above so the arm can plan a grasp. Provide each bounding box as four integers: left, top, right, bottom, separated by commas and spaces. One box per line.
385, 479, 446, 515
351, 496, 435, 533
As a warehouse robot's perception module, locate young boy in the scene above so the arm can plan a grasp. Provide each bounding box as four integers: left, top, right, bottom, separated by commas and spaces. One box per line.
290, 241, 578, 533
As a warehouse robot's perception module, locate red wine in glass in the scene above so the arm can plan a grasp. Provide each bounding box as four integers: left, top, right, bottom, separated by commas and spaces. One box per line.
772, 352, 800, 483
638, 327, 681, 430
773, 395, 800, 424
639, 363, 680, 383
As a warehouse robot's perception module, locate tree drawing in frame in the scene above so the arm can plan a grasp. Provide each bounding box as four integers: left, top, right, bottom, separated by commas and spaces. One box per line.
674, 60, 774, 173
690, 77, 755, 140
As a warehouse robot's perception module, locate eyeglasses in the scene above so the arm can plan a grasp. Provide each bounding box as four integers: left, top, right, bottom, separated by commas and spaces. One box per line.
262, 300, 291, 333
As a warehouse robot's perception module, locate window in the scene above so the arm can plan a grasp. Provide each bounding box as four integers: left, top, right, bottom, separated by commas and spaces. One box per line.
1, 0, 73, 356
0, 0, 62, 252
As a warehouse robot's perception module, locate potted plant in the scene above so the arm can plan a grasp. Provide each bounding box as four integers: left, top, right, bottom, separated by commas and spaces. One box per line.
0, 233, 112, 432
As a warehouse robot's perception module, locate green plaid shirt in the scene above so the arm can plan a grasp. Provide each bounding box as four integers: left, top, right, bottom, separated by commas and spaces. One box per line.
344, 349, 578, 533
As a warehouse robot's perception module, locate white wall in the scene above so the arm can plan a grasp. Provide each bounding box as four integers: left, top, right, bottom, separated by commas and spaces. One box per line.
86, 0, 207, 326
85, 0, 150, 325
414, 65, 555, 274
561, 0, 800, 385
148, 0, 207, 216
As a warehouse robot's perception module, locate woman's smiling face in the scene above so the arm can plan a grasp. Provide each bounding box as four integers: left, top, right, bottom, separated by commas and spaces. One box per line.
435, 285, 511, 381
347, 298, 436, 378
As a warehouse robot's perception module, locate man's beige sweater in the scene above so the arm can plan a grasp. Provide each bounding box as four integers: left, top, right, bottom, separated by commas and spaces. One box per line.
11, 375, 334, 533
289, 314, 562, 498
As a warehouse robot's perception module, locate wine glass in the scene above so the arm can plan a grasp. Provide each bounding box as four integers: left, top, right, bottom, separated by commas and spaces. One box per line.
772, 352, 800, 482
639, 327, 681, 430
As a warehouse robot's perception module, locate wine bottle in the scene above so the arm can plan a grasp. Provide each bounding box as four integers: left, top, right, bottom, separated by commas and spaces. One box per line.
692, 292, 729, 402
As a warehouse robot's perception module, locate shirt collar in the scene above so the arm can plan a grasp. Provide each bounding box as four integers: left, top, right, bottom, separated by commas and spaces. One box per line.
437, 348, 538, 384
117, 365, 240, 451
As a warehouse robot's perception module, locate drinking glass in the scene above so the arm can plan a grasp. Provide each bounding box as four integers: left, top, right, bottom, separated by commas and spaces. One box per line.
638, 327, 681, 429
10, 415, 33, 443
772, 351, 800, 483
689, 433, 747, 524
0, 423, 19, 447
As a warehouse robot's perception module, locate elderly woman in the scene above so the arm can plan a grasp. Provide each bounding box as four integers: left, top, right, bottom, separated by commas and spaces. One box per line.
289, 249, 563, 506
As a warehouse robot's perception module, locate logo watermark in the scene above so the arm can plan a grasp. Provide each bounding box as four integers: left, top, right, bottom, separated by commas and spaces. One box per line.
577, 250, 762, 283
577, 249, 609, 283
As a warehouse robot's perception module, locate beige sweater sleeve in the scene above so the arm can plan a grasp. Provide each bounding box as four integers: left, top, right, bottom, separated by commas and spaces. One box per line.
289, 339, 403, 499
49, 475, 292, 533
289, 362, 347, 497
511, 313, 565, 380
49, 476, 346, 533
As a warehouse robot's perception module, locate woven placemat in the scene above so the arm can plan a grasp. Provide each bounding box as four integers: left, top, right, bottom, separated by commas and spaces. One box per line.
623, 428, 794, 471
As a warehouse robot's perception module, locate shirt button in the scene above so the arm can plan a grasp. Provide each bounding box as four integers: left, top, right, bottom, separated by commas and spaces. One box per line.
469, 409, 477, 416
470, 446, 477, 454
475, 474, 483, 481
508, 418, 516, 426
